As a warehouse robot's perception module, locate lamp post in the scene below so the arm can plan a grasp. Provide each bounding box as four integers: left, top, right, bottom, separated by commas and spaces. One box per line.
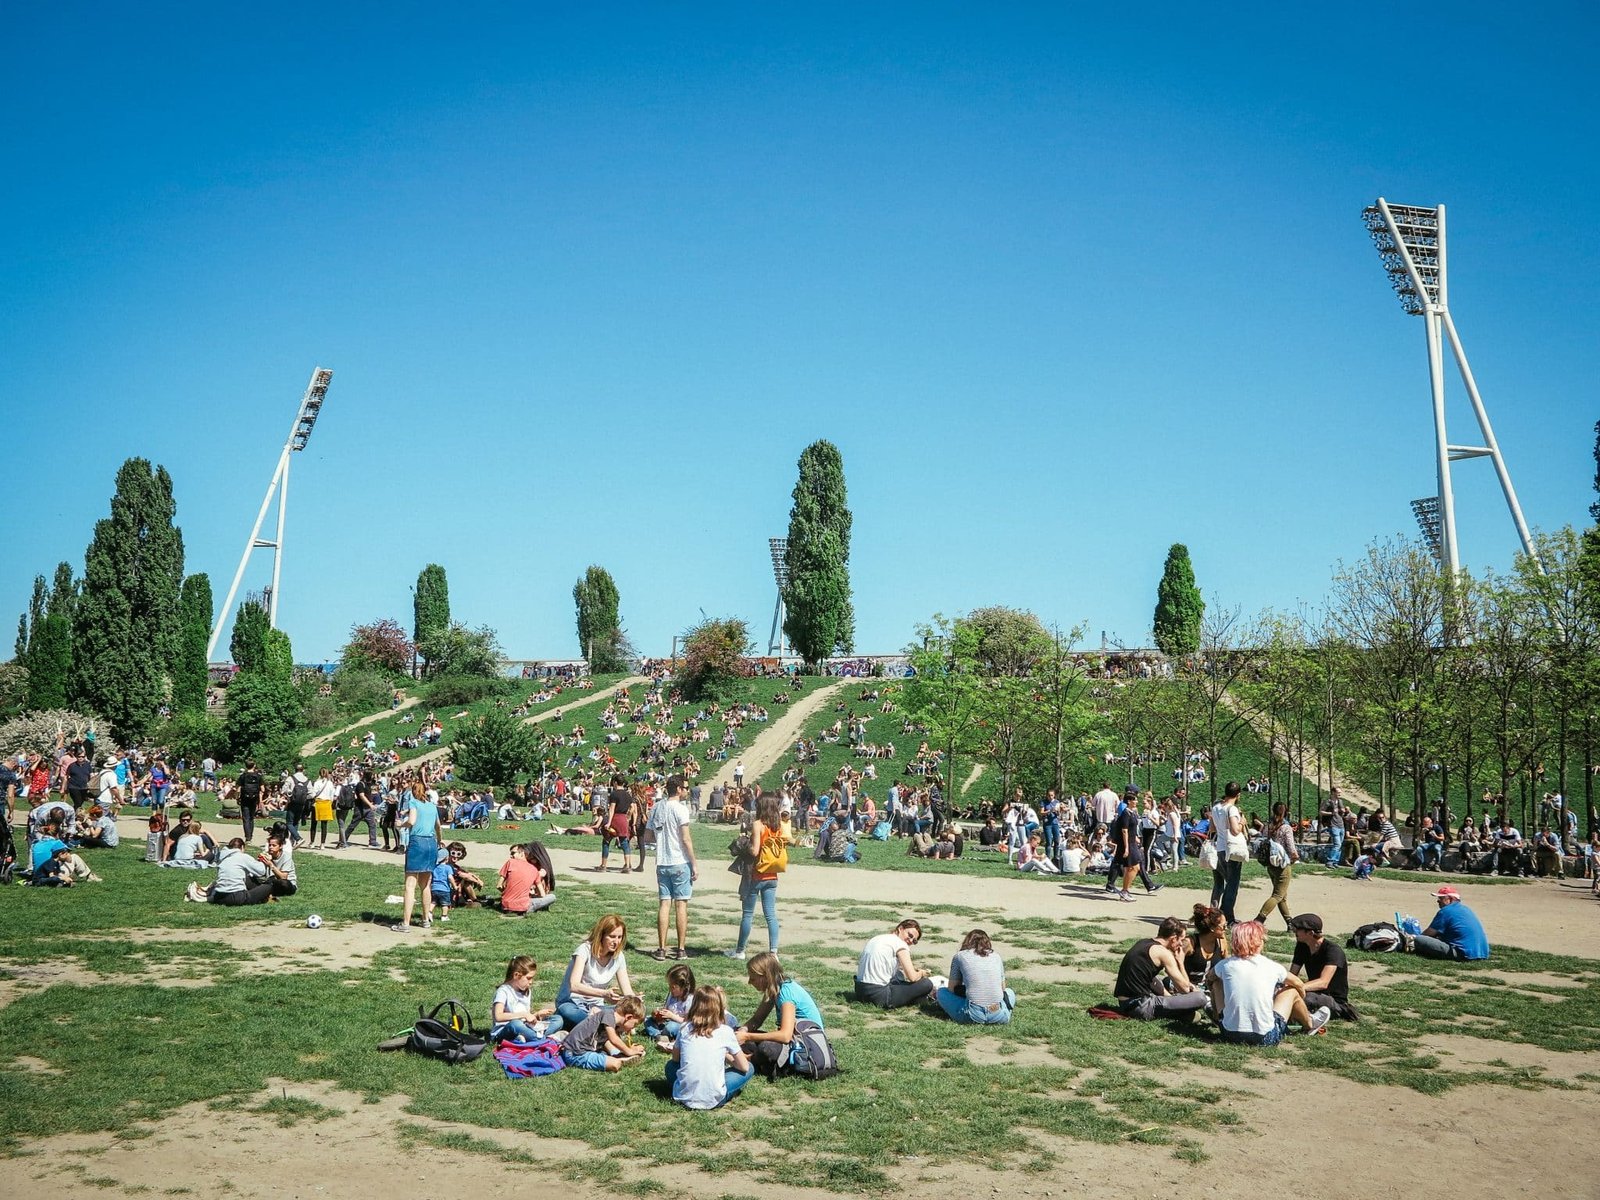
767, 537, 789, 659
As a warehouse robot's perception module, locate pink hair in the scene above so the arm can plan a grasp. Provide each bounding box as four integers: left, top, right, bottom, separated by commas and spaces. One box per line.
1230, 920, 1265, 958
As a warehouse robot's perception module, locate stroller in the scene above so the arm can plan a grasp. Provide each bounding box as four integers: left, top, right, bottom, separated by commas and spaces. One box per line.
454, 798, 491, 830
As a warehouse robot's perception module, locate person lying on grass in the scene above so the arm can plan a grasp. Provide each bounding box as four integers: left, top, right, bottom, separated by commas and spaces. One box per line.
668, 987, 754, 1109
560, 994, 646, 1072
1205, 919, 1329, 1045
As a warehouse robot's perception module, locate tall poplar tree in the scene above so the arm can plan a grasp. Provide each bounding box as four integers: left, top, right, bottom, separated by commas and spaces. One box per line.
230, 599, 270, 671
26, 563, 78, 710
573, 565, 626, 672
414, 564, 450, 675
173, 573, 213, 712
1153, 543, 1204, 658
70, 458, 186, 740
782, 440, 854, 668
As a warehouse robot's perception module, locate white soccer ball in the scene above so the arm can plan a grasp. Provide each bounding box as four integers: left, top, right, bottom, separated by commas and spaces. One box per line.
306, 914, 323, 929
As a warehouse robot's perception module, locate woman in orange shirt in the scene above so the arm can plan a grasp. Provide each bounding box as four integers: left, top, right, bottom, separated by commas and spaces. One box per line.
726, 794, 785, 960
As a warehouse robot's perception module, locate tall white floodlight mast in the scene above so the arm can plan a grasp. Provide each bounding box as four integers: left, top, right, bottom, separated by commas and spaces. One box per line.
1363, 199, 1538, 574
767, 538, 789, 658
206, 368, 334, 660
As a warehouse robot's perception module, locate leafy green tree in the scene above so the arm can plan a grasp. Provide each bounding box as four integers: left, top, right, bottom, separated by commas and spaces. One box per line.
331, 667, 396, 715
14, 614, 27, 661
230, 599, 271, 671
782, 440, 854, 667
70, 458, 186, 741
50, 562, 78, 625
225, 624, 299, 761
27, 575, 46, 641
679, 617, 752, 702
1153, 543, 1204, 659
574, 565, 627, 672
173, 573, 213, 713
418, 622, 504, 680
25, 612, 72, 710
900, 616, 990, 806
156, 710, 227, 764
413, 564, 451, 675
340, 618, 414, 676
451, 709, 548, 788
262, 628, 294, 683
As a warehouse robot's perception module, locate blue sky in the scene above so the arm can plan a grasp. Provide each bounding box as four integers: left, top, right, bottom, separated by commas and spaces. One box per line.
3, 3, 1596, 663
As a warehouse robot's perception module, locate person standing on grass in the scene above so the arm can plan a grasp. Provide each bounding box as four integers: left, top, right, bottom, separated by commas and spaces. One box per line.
393, 781, 440, 931
1254, 802, 1299, 930
727, 794, 785, 960
647, 774, 698, 961
854, 919, 934, 1009
236, 760, 264, 842
307, 767, 338, 848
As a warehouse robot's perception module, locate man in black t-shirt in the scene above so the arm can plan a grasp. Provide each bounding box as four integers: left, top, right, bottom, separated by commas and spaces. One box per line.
236, 761, 264, 842
65, 751, 95, 809
1289, 913, 1359, 1021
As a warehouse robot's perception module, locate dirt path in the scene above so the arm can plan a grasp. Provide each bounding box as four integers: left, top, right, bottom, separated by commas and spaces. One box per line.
702, 678, 846, 790
300, 693, 420, 757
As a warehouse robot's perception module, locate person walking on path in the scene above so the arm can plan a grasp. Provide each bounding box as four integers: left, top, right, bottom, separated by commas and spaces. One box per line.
1254, 802, 1299, 930
647, 774, 698, 961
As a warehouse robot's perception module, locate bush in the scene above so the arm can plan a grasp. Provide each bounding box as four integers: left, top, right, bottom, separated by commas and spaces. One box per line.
0, 708, 104, 760
449, 709, 545, 788
0, 662, 29, 718
154, 711, 227, 765
332, 667, 395, 715
299, 693, 342, 731
250, 729, 303, 774
426, 674, 511, 707
418, 622, 504, 680
225, 671, 299, 760
679, 617, 753, 703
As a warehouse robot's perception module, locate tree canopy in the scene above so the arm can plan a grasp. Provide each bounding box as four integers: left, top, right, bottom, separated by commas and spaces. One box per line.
782, 440, 854, 666
1153, 543, 1204, 658
414, 564, 451, 673
574, 565, 628, 673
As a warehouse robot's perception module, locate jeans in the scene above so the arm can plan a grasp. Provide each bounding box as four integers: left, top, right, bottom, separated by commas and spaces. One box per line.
736, 878, 780, 953
285, 809, 306, 843
495, 1015, 563, 1041
562, 1050, 611, 1071
1411, 843, 1442, 870
556, 1000, 594, 1030
1119, 990, 1209, 1020
664, 1058, 756, 1106
935, 986, 1015, 1024
1216, 858, 1243, 923
1409, 934, 1466, 961
240, 801, 257, 842
1325, 830, 1345, 867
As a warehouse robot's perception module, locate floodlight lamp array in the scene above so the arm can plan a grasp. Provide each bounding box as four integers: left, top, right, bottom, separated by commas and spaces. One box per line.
1364, 203, 1441, 315
769, 537, 790, 588
1410, 496, 1443, 561
289, 367, 333, 451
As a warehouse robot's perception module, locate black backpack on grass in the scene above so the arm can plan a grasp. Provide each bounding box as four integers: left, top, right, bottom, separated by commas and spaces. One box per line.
789, 1019, 839, 1081
408, 998, 489, 1064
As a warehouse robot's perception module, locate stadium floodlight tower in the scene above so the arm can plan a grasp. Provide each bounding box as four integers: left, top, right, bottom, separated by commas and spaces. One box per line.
206, 368, 334, 660
1363, 199, 1539, 575
767, 537, 789, 658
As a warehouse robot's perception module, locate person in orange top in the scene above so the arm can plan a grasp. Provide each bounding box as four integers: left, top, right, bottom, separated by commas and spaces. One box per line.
726, 794, 785, 959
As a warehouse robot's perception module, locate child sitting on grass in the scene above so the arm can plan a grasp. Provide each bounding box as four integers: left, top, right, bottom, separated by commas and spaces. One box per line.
1352, 851, 1378, 881
431, 842, 484, 922
491, 955, 562, 1042
1017, 832, 1059, 874
667, 986, 754, 1110
646, 963, 696, 1050
560, 995, 647, 1071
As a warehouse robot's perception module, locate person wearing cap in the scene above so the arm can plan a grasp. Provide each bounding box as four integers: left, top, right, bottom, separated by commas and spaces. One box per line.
1408, 886, 1490, 961
1288, 914, 1359, 1021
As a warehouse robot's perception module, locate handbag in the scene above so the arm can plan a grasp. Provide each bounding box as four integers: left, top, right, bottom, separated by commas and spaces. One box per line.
1198, 840, 1218, 870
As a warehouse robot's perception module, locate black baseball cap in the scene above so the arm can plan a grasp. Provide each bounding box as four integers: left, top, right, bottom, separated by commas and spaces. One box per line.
1288, 914, 1323, 934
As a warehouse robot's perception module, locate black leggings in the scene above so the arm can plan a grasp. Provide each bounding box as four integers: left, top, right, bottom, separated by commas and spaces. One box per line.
854, 978, 933, 1009
213, 882, 273, 905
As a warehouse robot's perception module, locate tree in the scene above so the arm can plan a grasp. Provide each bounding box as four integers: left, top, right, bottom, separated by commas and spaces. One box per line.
1153, 543, 1204, 659
14, 574, 47, 661
451, 709, 548, 788
156, 710, 227, 764
679, 617, 751, 702
13, 614, 26, 661
230, 599, 270, 671
340, 618, 414, 676
900, 616, 990, 808
225, 625, 298, 760
782, 440, 854, 667
413, 564, 451, 675
69, 458, 185, 741
574, 565, 627, 673
49, 562, 78, 626
25, 612, 72, 710
0, 662, 28, 717
173, 573, 213, 714
418, 622, 504, 680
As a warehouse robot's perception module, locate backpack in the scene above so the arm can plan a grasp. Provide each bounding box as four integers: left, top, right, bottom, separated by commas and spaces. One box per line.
408, 999, 489, 1064
1349, 922, 1403, 953
788, 1019, 840, 1080
752, 827, 788, 875
290, 778, 310, 810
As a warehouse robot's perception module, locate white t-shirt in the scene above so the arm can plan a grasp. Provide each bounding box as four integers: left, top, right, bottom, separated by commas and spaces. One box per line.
557, 943, 625, 1010
673, 1025, 742, 1109
1093, 788, 1119, 827
649, 797, 693, 867
1059, 847, 1087, 874
491, 983, 532, 1030
98, 769, 119, 802
1213, 802, 1246, 857
857, 933, 908, 985
1213, 954, 1285, 1035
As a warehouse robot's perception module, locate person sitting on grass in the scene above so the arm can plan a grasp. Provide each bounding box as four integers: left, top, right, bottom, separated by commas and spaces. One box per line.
1287, 914, 1360, 1021
495, 842, 556, 916
1016, 831, 1059, 874
646, 963, 698, 1049
75, 805, 119, 849
667, 986, 754, 1109
854, 919, 934, 1009
1113, 916, 1207, 1021
736, 951, 825, 1074
935, 929, 1016, 1025
1205, 919, 1329, 1045
1404, 885, 1490, 962
193, 838, 270, 905
560, 994, 647, 1072
30, 844, 85, 887
490, 955, 562, 1042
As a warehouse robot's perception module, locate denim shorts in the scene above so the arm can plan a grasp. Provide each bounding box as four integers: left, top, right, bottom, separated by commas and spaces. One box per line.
1221, 1014, 1287, 1047
657, 863, 692, 901
562, 1050, 610, 1071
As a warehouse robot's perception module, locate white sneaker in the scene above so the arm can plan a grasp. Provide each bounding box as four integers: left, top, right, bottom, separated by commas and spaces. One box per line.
439, 913, 450, 923
1306, 1008, 1332, 1036
723, 949, 746, 959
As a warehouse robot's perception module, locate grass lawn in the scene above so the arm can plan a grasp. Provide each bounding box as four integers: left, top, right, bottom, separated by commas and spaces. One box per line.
3, 834, 1596, 1192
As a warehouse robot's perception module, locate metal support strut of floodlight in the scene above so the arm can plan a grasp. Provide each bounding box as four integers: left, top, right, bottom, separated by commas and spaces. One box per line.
207, 368, 334, 660
1363, 199, 1539, 575
767, 537, 789, 658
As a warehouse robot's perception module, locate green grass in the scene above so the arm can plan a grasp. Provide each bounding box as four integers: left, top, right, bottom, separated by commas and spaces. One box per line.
2, 836, 1595, 1191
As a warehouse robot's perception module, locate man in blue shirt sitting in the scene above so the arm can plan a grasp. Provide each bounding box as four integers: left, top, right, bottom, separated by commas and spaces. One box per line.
1408, 885, 1490, 961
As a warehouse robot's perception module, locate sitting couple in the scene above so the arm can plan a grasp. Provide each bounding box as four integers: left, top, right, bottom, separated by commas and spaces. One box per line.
854, 920, 1016, 1025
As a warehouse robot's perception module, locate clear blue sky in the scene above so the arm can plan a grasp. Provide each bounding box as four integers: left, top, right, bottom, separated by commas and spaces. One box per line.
3, 3, 1596, 663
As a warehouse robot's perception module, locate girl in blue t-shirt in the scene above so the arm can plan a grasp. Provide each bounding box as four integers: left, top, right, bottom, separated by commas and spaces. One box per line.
735, 951, 824, 1077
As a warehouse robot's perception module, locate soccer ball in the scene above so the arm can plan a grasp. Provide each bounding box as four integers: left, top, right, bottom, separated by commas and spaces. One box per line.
306, 914, 323, 929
